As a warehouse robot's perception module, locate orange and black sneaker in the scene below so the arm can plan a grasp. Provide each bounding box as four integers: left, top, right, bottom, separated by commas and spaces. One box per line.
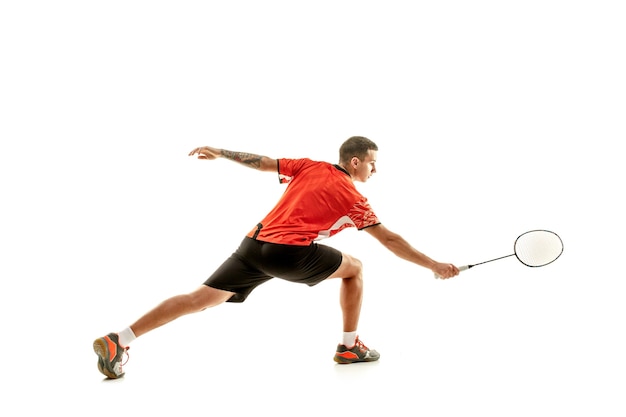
333, 336, 380, 364
93, 333, 129, 379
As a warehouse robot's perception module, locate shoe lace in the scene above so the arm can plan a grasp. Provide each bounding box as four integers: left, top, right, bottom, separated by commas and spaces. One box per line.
354, 337, 369, 353
121, 346, 130, 366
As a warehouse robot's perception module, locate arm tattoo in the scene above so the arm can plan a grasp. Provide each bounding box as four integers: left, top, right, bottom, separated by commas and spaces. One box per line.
221, 149, 264, 169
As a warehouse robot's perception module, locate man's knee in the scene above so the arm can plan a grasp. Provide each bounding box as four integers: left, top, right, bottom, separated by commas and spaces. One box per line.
327, 252, 364, 280
342, 254, 363, 279
190, 285, 234, 311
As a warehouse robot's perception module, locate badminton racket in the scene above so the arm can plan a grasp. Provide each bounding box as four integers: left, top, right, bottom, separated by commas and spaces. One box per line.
435, 229, 563, 279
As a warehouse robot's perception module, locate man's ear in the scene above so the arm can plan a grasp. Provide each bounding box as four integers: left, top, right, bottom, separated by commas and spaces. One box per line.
351, 156, 360, 168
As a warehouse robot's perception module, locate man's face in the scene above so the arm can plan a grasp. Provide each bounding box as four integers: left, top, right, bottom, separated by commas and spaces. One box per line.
352, 150, 377, 182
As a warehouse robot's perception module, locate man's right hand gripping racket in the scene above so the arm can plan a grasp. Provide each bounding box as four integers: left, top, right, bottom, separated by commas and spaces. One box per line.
435, 229, 564, 279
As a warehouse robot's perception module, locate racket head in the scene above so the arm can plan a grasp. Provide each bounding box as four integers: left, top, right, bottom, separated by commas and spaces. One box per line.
513, 230, 563, 267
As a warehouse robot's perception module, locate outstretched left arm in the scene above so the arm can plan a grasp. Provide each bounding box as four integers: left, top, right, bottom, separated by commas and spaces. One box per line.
189, 146, 277, 172
365, 224, 459, 279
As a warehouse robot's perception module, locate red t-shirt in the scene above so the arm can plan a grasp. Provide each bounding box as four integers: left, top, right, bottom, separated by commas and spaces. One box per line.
246, 158, 380, 246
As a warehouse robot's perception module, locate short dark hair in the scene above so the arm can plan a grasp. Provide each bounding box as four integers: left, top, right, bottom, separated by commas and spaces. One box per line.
339, 136, 378, 164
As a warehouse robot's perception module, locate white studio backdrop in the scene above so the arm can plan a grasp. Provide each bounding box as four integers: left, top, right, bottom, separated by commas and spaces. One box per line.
1, 1, 624, 416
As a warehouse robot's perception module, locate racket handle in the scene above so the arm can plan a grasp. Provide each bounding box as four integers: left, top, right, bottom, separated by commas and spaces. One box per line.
434, 265, 469, 279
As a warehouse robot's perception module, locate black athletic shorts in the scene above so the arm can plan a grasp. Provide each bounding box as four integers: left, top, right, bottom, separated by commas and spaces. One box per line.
204, 237, 343, 303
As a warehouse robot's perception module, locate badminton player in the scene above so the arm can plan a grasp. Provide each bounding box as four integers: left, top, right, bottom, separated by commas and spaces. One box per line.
93, 136, 459, 379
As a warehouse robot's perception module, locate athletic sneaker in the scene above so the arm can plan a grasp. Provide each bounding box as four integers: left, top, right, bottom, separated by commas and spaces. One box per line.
93, 333, 129, 379
334, 336, 380, 364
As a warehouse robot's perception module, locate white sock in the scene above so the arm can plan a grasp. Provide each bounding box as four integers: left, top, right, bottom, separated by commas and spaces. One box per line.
342, 331, 357, 347
117, 327, 136, 347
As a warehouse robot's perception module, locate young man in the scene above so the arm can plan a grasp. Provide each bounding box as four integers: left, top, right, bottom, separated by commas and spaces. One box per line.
93, 136, 459, 379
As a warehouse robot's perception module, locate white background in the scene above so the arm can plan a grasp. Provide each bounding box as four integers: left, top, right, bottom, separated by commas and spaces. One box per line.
1, 1, 624, 416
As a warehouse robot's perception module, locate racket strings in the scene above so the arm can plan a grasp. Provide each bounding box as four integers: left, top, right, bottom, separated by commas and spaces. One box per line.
514, 231, 563, 267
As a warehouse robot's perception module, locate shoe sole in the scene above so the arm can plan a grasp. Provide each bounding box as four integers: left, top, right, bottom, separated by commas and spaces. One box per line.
93, 338, 122, 379
333, 355, 379, 364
